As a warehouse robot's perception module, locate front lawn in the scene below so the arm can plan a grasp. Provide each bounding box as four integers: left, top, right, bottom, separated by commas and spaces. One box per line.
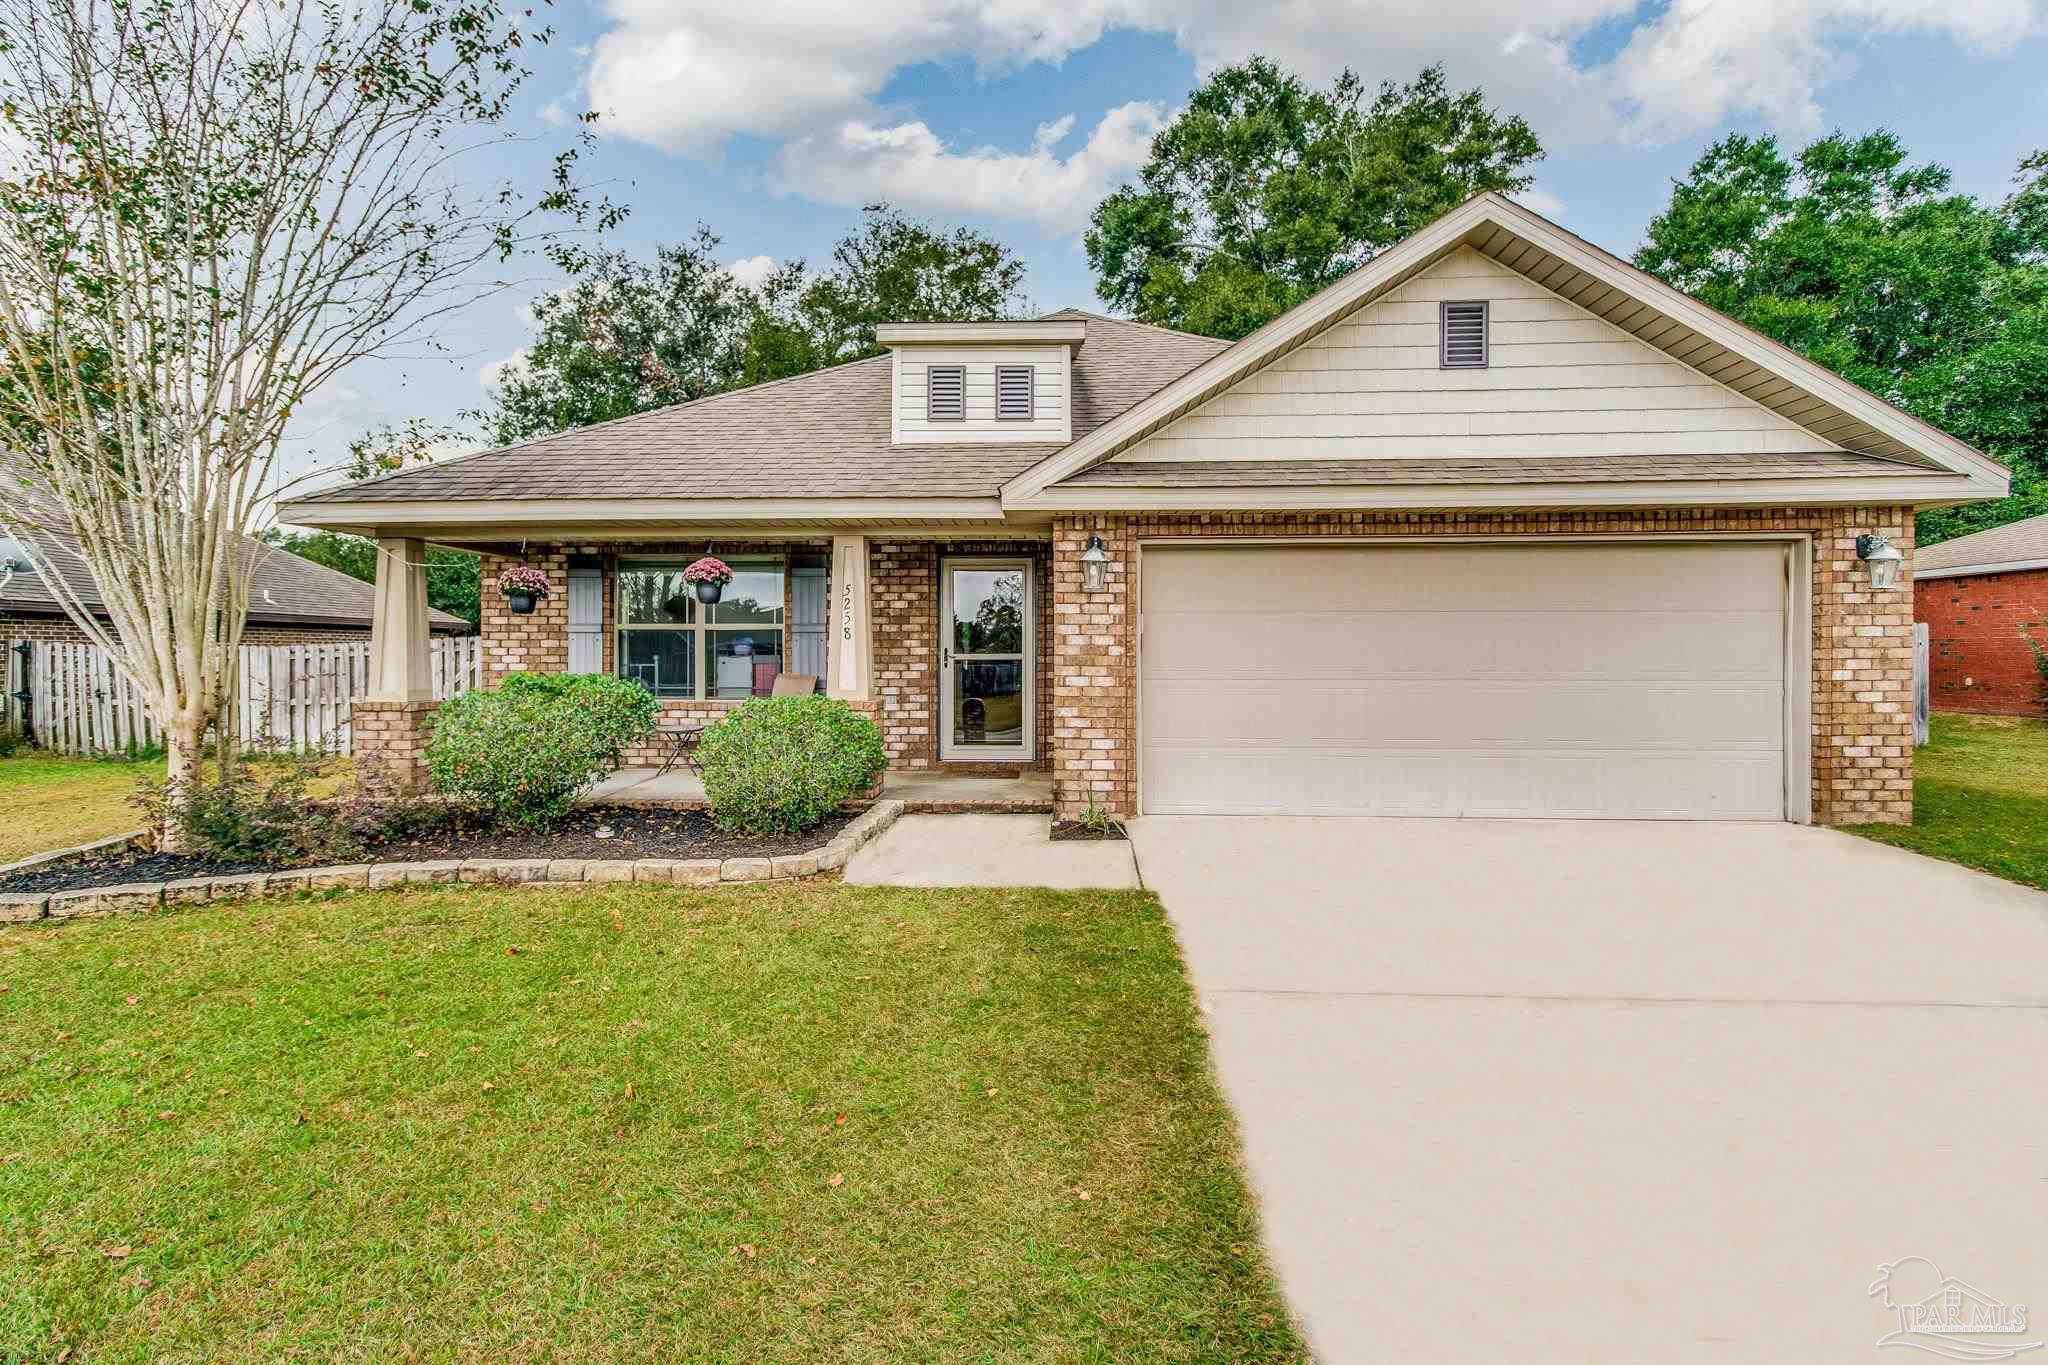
0, 882, 1301, 1361
0, 753, 160, 864
1848, 713, 2048, 892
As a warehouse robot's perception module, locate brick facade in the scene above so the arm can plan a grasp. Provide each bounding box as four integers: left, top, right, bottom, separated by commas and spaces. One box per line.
350, 700, 436, 793
479, 549, 571, 685
1916, 567, 2048, 716
1, 612, 408, 647
1049, 508, 1919, 827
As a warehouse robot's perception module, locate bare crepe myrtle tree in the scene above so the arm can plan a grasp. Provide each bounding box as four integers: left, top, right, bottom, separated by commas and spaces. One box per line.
0, 0, 618, 842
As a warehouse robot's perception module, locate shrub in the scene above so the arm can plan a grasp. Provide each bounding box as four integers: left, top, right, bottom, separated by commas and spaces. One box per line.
498, 671, 658, 764
425, 676, 655, 826
135, 753, 369, 864
0, 726, 22, 759
696, 695, 886, 834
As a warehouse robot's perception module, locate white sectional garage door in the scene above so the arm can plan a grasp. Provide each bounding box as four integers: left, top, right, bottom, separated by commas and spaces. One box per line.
1139, 542, 1789, 820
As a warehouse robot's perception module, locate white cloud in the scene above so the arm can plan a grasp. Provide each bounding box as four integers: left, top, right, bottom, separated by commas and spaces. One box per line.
580, 0, 2045, 170
776, 102, 1165, 231
723, 254, 780, 290
478, 349, 527, 391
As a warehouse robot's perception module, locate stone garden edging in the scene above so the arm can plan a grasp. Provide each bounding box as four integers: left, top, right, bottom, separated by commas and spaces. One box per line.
0, 801, 903, 925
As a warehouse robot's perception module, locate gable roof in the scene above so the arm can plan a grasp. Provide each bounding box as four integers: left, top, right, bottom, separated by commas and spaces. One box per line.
288, 311, 1227, 507
0, 524, 469, 631
1916, 513, 2048, 579
1003, 193, 2007, 509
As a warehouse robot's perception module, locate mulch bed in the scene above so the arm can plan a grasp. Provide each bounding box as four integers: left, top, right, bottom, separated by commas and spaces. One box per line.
0, 807, 857, 895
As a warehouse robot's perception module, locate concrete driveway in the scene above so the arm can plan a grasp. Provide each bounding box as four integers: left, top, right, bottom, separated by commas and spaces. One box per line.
1130, 817, 2048, 1364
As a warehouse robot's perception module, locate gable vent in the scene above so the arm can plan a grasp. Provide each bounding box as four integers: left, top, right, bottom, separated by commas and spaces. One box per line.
995, 365, 1034, 421
1440, 300, 1488, 369
927, 365, 966, 421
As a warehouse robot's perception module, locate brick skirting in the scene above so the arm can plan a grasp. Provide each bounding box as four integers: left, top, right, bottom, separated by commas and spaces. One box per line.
1916, 567, 2048, 716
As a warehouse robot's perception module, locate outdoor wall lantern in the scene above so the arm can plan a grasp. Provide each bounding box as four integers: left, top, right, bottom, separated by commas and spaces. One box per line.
1856, 533, 1904, 590
1079, 533, 1110, 593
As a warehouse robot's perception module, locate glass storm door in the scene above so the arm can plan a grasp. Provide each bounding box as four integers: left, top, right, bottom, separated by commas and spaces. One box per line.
940, 559, 1032, 761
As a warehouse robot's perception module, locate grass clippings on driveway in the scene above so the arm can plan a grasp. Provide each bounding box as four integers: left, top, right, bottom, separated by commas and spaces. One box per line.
1848, 713, 2048, 893
0, 882, 1302, 1362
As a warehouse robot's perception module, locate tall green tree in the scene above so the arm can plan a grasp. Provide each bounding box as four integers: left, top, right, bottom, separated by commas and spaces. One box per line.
1086, 60, 1542, 339
484, 228, 754, 445
741, 205, 1029, 382
1636, 133, 2048, 543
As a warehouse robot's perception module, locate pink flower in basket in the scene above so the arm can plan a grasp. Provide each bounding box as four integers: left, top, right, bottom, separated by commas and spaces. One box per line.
682, 555, 734, 586
497, 565, 551, 596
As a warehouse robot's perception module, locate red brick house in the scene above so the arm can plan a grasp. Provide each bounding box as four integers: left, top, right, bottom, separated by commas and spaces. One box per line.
279, 194, 2009, 827
1914, 513, 2048, 716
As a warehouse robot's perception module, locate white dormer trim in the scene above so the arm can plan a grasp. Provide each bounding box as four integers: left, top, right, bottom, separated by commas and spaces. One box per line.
876, 320, 1086, 349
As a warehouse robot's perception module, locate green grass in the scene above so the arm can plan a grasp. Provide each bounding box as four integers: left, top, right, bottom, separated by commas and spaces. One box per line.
0, 753, 160, 863
0, 882, 1302, 1362
1847, 713, 2048, 892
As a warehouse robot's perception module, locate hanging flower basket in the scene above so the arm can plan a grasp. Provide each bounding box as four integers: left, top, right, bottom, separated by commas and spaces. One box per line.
498, 565, 551, 615
683, 555, 734, 605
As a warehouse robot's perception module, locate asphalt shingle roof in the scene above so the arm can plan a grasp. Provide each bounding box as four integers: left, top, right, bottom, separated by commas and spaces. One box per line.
1917, 512, 2048, 573
297, 311, 1232, 505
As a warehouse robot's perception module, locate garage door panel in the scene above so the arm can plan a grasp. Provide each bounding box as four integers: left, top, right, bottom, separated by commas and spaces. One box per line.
1140, 543, 1789, 821
1141, 543, 1786, 614
1143, 745, 1785, 819
1146, 609, 1783, 682
1147, 678, 1784, 750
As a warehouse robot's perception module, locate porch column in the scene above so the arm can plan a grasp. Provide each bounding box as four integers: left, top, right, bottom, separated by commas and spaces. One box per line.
827, 534, 872, 701
367, 537, 434, 701
354, 536, 435, 794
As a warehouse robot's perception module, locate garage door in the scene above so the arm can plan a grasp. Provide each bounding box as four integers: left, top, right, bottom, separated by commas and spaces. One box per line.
1140, 542, 1788, 819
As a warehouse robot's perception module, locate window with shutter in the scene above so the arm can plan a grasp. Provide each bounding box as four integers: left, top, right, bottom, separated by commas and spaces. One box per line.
926, 366, 966, 421
1440, 300, 1488, 369
994, 366, 1034, 421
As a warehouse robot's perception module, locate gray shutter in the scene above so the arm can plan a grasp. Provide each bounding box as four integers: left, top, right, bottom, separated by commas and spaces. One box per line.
790, 562, 827, 683
927, 365, 966, 421
995, 365, 1034, 421
567, 560, 603, 673
1440, 300, 1488, 368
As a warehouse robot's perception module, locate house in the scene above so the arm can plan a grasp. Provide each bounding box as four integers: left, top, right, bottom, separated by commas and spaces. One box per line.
1913, 512, 2048, 715
0, 525, 471, 644
279, 194, 2007, 826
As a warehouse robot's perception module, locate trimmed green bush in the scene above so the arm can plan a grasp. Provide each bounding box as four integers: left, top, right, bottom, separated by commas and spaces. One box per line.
425, 674, 656, 826
696, 695, 886, 834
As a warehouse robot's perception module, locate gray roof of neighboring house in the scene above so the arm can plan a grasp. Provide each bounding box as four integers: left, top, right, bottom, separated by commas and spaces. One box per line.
1917, 512, 2048, 574
1065, 451, 1919, 487
293, 310, 1232, 504
0, 524, 469, 631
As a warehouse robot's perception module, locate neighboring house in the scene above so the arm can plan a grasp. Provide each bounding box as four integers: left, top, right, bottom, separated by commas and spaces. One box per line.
0, 525, 471, 644
1914, 512, 2048, 715
281, 194, 2007, 827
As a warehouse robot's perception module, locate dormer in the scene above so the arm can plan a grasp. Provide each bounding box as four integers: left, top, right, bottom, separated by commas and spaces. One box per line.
878, 319, 1085, 445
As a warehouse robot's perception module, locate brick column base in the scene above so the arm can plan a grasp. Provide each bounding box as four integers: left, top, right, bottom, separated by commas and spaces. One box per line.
352, 700, 437, 794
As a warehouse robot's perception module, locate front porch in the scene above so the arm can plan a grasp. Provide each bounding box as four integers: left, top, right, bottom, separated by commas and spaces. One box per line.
582, 766, 1054, 813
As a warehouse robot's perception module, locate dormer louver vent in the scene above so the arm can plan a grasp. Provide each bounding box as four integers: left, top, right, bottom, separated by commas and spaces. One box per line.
995, 366, 1034, 421
1440, 300, 1488, 369
927, 366, 966, 421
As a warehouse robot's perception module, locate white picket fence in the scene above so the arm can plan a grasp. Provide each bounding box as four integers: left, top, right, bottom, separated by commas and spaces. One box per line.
5, 636, 480, 756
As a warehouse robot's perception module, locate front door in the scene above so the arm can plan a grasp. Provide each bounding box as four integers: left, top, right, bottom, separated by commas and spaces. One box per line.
939, 558, 1033, 762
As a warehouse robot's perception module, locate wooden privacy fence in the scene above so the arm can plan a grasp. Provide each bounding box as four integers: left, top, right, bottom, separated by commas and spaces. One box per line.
6, 637, 480, 756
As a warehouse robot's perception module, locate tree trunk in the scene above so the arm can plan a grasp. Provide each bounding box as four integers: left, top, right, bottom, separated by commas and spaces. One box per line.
161, 711, 207, 852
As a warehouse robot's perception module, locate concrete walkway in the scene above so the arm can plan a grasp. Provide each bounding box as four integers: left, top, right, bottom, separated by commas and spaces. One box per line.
582, 767, 1052, 812
1130, 816, 2048, 1364
846, 814, 1139, 888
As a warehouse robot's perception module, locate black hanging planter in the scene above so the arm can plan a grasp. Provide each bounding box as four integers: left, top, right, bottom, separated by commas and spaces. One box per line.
506, 590, 538, 615
694, 579, 723, 606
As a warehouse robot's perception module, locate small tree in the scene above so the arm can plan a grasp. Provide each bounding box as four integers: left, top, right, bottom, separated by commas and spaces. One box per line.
0, 0, 616, 841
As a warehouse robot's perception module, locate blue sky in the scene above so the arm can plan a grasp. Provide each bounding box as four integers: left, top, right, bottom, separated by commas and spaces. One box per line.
277, 0, 2048, 499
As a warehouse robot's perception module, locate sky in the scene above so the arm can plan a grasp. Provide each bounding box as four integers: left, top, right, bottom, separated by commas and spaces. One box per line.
276, 0, 2048, 503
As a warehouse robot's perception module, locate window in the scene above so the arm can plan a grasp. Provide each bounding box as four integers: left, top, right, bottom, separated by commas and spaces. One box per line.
926, 365, 966, 421
994, 365, 1034, 421
1440, 300, 1488, 368
615, 556, 785, 699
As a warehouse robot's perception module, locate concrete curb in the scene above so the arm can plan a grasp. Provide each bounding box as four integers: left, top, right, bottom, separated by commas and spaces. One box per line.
0, 802, 904, 925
